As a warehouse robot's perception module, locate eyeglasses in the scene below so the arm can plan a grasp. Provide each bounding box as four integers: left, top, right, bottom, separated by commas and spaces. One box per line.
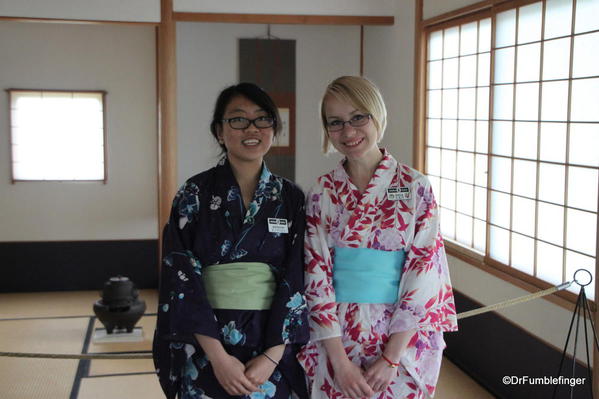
326, 114, 372, 132
221, 116, 275, 130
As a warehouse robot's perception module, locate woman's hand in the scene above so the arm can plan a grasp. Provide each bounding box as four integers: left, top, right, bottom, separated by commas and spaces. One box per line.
244, 344, 284, 387
332, 359, 375, 399
244, 355, 277, 387
363, 357, 397, 392
322, 337, 374, 398
195, 334, 259, 395
364, 329, 417, 392
211, 354, 260, 395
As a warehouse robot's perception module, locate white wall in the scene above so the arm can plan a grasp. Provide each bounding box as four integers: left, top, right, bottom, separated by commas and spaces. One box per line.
177, 22, 361, 190
363, 0, 414, 166
0, 21, 158, 241
0, 0, 160, 22
174, 0, 397, 16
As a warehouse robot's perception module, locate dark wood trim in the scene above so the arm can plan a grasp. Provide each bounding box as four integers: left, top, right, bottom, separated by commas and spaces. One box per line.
102, 91, 108, 184
155, 26, 162, 262
360, 25, 364, 77
0, 16, 158, 26
562, 0, 576, 289
10, 180, 107, 183
158, 0, 177, 269
6, 88, 108, 94
7, 90, 15, 184
8, 180, 108, 183
173, 12, 394, 26
507, 7, 519, 270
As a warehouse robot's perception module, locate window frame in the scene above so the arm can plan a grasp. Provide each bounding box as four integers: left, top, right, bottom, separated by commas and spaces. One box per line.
7, 88, 108, 184
414, 0, 598, 310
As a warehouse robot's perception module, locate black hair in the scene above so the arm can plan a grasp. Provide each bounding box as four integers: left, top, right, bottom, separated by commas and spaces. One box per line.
210, 82, 281, 153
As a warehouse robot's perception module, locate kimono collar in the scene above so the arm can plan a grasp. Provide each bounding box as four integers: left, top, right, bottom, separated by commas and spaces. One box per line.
216, 155, 281, 226
215, 155, 273, 186
258, 159, 273, 186
332, 148, 399, 206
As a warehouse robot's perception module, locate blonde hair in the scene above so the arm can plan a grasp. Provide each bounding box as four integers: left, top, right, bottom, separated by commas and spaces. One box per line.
320, 75, 387, 154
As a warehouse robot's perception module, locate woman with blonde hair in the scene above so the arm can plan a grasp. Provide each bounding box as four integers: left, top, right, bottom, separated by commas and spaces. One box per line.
298, 76, 457, 399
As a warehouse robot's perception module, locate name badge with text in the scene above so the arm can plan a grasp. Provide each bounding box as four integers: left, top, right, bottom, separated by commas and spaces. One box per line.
387, 187, 411, 201
268, 218, 289, 234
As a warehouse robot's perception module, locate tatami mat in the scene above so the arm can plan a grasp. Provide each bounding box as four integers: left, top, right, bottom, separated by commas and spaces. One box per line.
0, 357, 79, 399
436, 358, 495, 399
77, 373, 164, 399
0, 318, 89, 399
89, 357, 155, 376
0, 317, 89, 355
0, 290, 492, 399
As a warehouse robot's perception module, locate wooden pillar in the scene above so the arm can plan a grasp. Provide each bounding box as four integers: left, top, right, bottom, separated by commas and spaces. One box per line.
360, 25, 364, 76
157, 0, 177, 263
412, 0, 426, 172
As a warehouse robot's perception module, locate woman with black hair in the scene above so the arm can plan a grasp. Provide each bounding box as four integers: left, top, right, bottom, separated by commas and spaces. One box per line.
153, 83, 309, 399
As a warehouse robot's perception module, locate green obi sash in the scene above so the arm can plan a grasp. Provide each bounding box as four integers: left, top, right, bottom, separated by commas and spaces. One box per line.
203, 262, 275, 310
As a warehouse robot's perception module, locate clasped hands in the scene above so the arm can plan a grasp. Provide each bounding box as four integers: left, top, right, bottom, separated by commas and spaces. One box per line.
333, 356, 399, 399
196, 335, 283, 397
211, 352, 278, 396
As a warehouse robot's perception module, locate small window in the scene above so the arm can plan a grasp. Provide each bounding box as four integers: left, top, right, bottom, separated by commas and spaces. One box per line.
8, 89, 106, 182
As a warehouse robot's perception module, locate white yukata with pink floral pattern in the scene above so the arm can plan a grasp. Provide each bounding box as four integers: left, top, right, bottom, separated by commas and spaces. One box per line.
298, 149, 458, 399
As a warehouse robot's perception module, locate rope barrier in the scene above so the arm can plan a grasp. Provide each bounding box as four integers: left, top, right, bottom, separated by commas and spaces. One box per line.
457, 280, 573, 320
0, 278, 579, 360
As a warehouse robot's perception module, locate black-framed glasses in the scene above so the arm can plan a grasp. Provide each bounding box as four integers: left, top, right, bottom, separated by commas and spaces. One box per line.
221, 116, 275, 130
326, 114, 372, 132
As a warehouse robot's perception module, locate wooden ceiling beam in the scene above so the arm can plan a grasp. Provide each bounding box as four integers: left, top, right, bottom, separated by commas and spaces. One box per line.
173, 12, 394, 26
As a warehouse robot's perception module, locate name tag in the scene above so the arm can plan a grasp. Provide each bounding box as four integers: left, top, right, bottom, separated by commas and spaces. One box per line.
387, 187, 411, 201
268, 218, 289, 234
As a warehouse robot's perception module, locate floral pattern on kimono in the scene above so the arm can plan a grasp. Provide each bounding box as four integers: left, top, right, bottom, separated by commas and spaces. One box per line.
298, 148, 457, 399
153, 157, 309, 399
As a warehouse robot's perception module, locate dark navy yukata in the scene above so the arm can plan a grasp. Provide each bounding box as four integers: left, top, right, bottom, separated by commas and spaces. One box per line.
153, 157, 309, 399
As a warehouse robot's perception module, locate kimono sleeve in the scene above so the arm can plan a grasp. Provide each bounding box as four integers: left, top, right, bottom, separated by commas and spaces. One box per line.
155, 181, 220, 343
389, 176, 458, 334
264, 186, 310, 349
303, 183, 342, 342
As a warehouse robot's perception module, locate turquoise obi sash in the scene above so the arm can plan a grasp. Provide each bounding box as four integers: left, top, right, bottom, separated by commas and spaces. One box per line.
203, 262, 275, 310
333, 247, 405, 304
